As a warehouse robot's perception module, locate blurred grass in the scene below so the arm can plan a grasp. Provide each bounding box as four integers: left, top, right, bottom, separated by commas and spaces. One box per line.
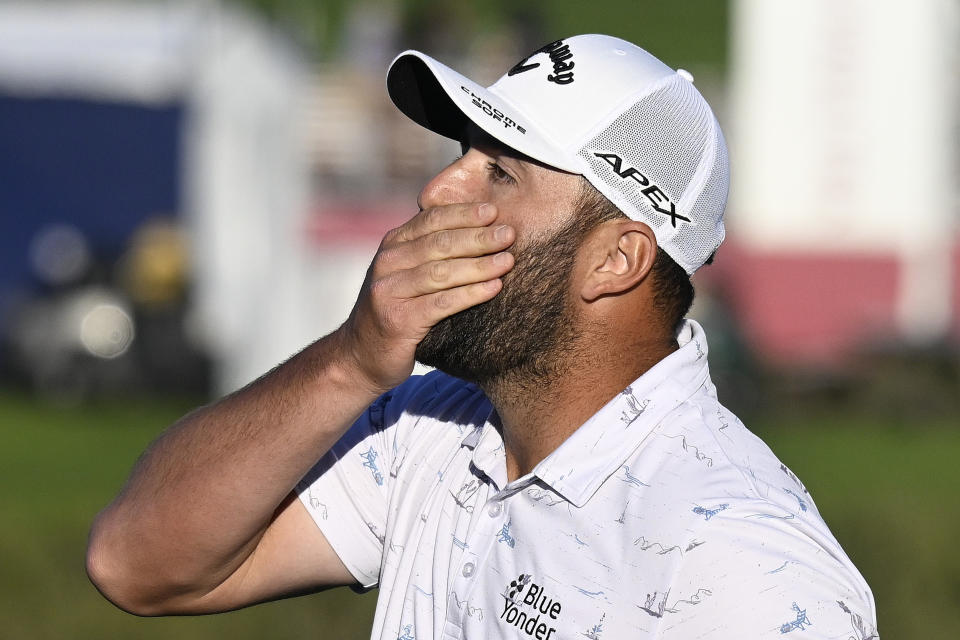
0, 392, 956, 638
240, 0, 729, 72
0, 393, 376, 640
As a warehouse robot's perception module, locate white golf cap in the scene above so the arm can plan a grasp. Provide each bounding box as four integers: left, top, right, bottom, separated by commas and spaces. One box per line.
386, 34, 729, 274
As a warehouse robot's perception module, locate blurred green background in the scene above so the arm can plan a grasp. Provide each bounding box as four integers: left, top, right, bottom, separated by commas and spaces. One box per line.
4, 393, 958, 639
243, 0, 727, 70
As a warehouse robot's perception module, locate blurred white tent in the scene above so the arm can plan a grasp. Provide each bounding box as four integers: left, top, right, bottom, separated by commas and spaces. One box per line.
726, 0, 959, 363
0, 1, 315, 394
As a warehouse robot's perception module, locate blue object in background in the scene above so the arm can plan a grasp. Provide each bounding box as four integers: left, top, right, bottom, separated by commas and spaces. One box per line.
0, 94, 183, 313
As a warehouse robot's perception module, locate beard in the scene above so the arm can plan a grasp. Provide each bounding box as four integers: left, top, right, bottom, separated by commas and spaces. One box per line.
414, 215, 587, 387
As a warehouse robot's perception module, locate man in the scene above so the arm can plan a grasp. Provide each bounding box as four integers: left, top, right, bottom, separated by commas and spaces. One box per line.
87, 35, 878, 638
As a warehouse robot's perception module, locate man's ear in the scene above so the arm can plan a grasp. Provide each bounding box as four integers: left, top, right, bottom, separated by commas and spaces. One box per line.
580, 220, 658, 302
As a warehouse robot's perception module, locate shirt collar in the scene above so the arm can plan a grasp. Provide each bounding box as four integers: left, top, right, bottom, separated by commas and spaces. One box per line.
460, 410, 509, 490
531, 319, 712, 507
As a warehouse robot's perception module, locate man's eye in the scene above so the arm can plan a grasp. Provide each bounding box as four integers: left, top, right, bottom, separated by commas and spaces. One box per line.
486, 162, 514, 184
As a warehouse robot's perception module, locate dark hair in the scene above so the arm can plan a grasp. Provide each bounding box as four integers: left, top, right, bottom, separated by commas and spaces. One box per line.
573, 179, 697, 332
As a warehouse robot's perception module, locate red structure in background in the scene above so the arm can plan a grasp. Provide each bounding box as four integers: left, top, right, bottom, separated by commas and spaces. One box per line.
954, 241, 960, 340
305, 200, 415, 247
699, 237, 960, 367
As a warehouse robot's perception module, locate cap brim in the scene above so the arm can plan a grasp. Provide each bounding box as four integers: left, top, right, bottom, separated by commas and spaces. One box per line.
386, 51, 578, 173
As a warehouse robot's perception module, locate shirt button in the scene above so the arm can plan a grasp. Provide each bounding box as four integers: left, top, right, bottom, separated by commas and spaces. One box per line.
488, 502, 502, 517
462, 562, 475, 578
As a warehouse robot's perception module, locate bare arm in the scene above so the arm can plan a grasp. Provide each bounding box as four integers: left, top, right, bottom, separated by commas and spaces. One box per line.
86, 202, 515, 615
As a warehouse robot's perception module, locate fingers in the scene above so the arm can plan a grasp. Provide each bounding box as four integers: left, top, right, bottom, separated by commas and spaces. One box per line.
380, 224, 515, 274
376, 202, 515, 278
389, 202, 497, 245
387, 251, 515, 298
411, 279, 505, 326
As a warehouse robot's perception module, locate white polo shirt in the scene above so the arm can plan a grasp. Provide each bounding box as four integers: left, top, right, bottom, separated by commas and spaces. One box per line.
297, 320, 878, 639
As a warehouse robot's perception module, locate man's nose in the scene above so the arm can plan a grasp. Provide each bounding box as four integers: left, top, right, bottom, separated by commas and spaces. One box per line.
417, 152, 486, 211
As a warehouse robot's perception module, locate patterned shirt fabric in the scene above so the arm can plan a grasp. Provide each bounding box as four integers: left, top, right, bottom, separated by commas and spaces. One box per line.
296, 320, 878, 639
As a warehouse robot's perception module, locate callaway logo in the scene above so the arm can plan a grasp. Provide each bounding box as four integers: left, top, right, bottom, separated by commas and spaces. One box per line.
508, 40, 576, 85
592, 151, 691, 227
501, 573, 562, 640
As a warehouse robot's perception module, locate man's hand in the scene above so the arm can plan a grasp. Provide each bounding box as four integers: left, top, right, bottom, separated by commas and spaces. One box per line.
342, 202, 515, 392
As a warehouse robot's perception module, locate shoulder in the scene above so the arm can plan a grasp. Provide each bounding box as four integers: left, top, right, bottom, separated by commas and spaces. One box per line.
636, 387, 835, 540
370, 370, 491, 431
649, 387, 790, 499
319, 371, 489, 466
635, 398, 877, 636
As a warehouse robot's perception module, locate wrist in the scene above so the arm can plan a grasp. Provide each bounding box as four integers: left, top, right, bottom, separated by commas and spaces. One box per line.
327, 320, 395, 398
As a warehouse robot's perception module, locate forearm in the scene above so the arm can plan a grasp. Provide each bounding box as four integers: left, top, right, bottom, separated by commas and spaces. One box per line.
87, 327, 380, 611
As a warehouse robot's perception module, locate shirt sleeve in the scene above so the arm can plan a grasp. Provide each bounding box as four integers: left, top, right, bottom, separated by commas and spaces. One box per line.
295, 374, 433, 590
655, 501, 878, 639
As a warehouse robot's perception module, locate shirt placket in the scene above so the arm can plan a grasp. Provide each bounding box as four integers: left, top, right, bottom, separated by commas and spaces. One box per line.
443, 427, 510, 639
441, 492, 507, 638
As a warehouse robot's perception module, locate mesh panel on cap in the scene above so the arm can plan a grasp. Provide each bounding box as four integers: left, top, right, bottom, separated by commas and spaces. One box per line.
688, 123, 729, 261
577, 75, 727, 273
